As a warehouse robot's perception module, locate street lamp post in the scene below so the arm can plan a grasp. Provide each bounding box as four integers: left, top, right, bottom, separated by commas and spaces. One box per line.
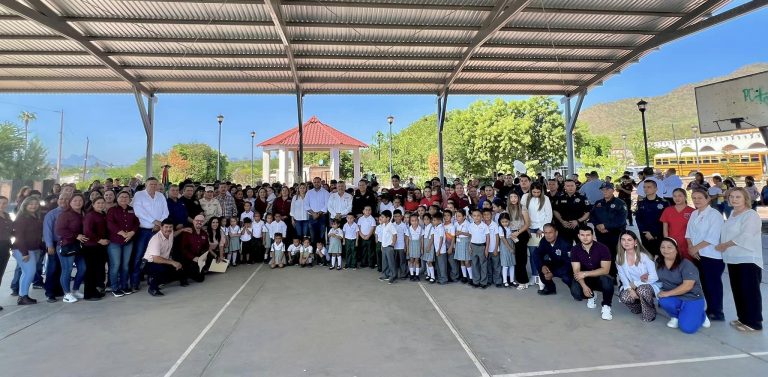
636, 99, 649, 167
691, 126, 701, 172
250, 131, 256, 186
216, 114, 224, 180
621, 133, 627, 166
387, 115, 394, 178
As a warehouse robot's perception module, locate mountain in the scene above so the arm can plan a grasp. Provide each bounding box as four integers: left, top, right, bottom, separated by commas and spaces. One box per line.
50, 154, 112, 168
580, 63, 768, 145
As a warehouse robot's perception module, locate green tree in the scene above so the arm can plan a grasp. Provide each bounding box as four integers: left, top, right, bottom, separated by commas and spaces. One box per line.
165, 143, 226, 182
18, 111, 36, 146
0, 122, 50, 180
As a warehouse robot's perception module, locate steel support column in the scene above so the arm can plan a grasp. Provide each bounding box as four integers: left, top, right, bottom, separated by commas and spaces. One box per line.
134, 90, 156, 178
562, 91, 586, 176
437, 93, 448, 185
296, 92, 304, 183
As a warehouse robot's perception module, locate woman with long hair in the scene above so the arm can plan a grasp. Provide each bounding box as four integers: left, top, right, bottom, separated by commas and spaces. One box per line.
14, 186, 31, 214
521, 183, 552, 288
686, 189, 725, 321
660, 188, 694, 260
106, 191, 139, 297
506, 192, 531, 288
290, 183, 309, 240
103, 189, 117, 211
686, 172, 710, 191
616, 230, 658, 322
82, 197, 109, 300
273, 186, 293, 241
206, 217, 226, 269
716, 187, 763, 332
55, 194, 88, 303
11, 196, 43, 305
744, 176, 760, 209
656, 237, 708, 334
254, 187, 270, 215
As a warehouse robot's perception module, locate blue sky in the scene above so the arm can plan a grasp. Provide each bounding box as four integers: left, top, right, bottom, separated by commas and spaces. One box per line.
1, 1, 766, 166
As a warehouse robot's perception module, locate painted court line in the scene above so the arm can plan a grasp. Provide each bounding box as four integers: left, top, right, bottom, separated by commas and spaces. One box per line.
0, 306, 29, 320
164, 264, 263, 377
419, 283, 491, 377
492, 353, 757, 377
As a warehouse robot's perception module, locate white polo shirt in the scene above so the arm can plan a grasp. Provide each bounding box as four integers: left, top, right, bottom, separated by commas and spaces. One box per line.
394, 221, 407, 249
455, 220, 469, 239
343, 222, 359, 240
431, 224, 446, 254
357, 215, 376, 237
407, 224, 422, 241
251, 220, 264, 239
380, 221, 398, 248
485, 220, 499, 252
468, 221, 490, 244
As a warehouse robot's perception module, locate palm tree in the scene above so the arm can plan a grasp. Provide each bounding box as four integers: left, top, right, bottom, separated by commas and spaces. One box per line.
18, 111, 37, 146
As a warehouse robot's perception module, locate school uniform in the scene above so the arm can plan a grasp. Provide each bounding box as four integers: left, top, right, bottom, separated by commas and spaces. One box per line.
468, 221, 490, 287
453, 220, 470, 261
328, 228, 343, 268
432, 224, 448, 284
271, 242, 286, 266
226, 225, 241, 265
288, 243, 301, 265
422, 224, 435, 263
240, 225, 257, 263
498, 226, 515, 268
407, 225, 423, 259
444, 222, 460, 282
342, 222, 359, 268
484, 220, 502, 286
394, 221, 408, 279
357, 215, 377, 268
379, 221, 398, 282
252, 220, 266, 263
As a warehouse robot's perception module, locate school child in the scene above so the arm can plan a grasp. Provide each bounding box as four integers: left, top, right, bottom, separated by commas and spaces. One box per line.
357, 206, 376, 269
392, 198, 405, 216
327, 219, 344, 270
442, 210, 458, 283
375, 218, 384, 275
497, 213, 517, 288
299, 237, 313, 267
416, 205, 427, 227
424, 214, 442, 283
240, 217, 256, 264
270, 233, 286, 269
342, 214, 359, 269
315, 242, 327, 268
483, 209, 502, 287
288, 238, 302, 266
273, 212, 288, 244
468, 209, 491, 289
406, 213, 423, 281
226, 216, 241, 266
454, 210, 473, 284
377, 210, 398, 284
393, 210, 408, 279
263, 213, 274, 263
240, 201, 255, 224
491, 200, 504, 223
252, 212, 266, 263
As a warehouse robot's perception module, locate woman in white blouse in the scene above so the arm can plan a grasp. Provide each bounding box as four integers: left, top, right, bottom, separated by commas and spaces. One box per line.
716, 187, 763, 332
521, 183, 552, 287
616, 230, 658, 322
290, 183, 309, 242
685, 189, 725, 322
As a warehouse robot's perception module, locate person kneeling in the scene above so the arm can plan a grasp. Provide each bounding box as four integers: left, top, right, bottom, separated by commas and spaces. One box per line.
177, 215, 210, 285
534, 223, 573, 295
142, 219, 183, 297
570, 225, 614, 321
270, 233, 286, 269
657, 237, 709, 334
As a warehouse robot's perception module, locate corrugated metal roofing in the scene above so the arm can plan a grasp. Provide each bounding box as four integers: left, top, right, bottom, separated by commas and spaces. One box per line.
0, 0, 734, 95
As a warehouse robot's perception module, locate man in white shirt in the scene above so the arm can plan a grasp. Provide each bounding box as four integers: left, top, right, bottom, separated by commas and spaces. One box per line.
131, 177, 169, 291
142, 219, 181, 296
328, 181, 353, 221
468, 209, 491, 288
661, 168, 683, 204
636, 167, 663, 199
377, 210, 398, 284
305, 177, 330, 246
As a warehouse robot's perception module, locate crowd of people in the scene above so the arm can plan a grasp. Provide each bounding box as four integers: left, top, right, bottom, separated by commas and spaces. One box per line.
0, 168, 763, 334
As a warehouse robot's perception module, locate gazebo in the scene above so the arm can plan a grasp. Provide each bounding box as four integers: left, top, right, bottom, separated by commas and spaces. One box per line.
258, 116, 367, 185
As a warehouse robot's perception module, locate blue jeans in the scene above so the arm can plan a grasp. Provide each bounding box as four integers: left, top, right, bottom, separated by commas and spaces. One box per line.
12, 249, 39, 296
528, 229, 540, 280
108, 242, 134, 291
131, 228, 155, 288
308, 215, 327, 246
44, 251, 63, 298
659, 296, 706, 334
10, 265, 20, 292
294, 220, 309, 239
58, 249, 86, 294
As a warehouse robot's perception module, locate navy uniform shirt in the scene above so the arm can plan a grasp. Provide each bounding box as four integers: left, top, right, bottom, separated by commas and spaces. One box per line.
352, 189, 378, 216
590, 197, 627, 230
553, 192, 591, 222
636, 195, 668, 237
536, 236, 573, 270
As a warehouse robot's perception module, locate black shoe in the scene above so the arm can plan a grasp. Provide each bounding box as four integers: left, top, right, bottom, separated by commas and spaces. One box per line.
708, 313, 726, 321
85, 296, 102, 301
46, 296, 57, 303
495, 284, 503, 288
481, 285, 488, 289
180, 281, 189, 287
148, 288, 164, 297
123, 288, 134, 295
538, 289, 556, 296
112, 290, 125, 298
337, 266, 342, 270
10, 291, 18, 297
461, 277, 467, 284
17, 295, 37, 305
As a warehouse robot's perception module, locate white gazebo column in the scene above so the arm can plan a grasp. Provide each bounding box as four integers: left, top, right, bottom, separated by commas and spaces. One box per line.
330, 147, 340, 180
278, 147, 289, 184
288, 150, 296, 185
352, 148, 361, 185
262, 150, 270, 184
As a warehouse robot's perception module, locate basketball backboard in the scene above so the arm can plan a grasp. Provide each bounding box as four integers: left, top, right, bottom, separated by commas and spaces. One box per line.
694, 70, 768, 134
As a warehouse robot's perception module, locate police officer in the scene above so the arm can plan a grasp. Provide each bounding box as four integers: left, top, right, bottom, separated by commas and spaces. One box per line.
635, 179, 668, 256
534, 223, 572, 295
553, 179, 591, 245
590, 182, 627, 277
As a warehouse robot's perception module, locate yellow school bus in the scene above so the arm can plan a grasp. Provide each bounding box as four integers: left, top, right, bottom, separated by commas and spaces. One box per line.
653, 148, 768, 177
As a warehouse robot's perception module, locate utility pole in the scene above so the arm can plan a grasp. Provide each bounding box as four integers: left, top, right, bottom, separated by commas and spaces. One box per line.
56, 110, 64, 181
82, 137, 89, 183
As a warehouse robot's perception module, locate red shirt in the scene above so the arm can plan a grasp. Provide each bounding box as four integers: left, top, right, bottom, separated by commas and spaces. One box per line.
272, 197, 292, 217
659, 205, 694, 259
389, 187, 407, 200
55, 209, 84, 246
83, 210, 108, 247
404, 200, 420, 212
12, 213, 43, 256
179, 229, 209, 261
106, 205, 140, 244
419, 198, 433, 207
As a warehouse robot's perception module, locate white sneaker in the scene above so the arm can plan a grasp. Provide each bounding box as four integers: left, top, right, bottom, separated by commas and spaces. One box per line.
702, 317, 711, 328
72, 291, 84, 299
586, 297, 596, 309
63, 293, 78, 303
601, 305, 613, 320
667, 317, 679, 328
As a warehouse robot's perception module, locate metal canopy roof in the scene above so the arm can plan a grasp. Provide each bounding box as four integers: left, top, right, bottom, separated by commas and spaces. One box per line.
0, 0, 751, 96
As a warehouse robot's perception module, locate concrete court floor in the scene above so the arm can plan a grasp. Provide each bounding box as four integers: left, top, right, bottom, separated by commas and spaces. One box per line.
0, 251, 767, 377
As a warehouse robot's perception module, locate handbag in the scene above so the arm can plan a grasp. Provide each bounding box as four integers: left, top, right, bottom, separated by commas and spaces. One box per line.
60, 242, 82, 257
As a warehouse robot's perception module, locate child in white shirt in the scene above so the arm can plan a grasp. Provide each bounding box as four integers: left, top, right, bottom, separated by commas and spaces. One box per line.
342, 214, 359, 269
225, 216, 241, 266
287, 238, 302, 266
327, 218, 344, 270
270, 233, 286, 269
299, 237, 313, 267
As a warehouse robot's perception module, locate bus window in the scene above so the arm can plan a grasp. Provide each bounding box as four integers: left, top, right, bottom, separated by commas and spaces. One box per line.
751, 154, 760, 162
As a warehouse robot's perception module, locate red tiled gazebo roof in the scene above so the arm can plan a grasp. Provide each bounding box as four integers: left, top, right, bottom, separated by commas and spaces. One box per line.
257, 116, 368, 148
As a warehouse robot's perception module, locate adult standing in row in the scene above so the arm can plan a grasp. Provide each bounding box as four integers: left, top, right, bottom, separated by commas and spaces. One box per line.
180, 184, 203, 224
553, 180, 590, 246
636, 179, 668, 256
82, 197, 109, 300
522, 183, 552, 287
717, 188, 763, 332
328, 180, 353, 222
353, 179, 377, 217
290, 183, 309, 241
389, 175, 408, 202
43, 190, 71, 302
107, 191, 139, 297
217, 183, 237, 218
12, 197, 43, 305
0, 196, 11, 310
306, 177, 330, 246
131, 177, 169, 292
660, 188, 694, 260
686, 189, 724, 321
591, 182, 627, 277
55, 194, 88, 303
273, 186, 293, 239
